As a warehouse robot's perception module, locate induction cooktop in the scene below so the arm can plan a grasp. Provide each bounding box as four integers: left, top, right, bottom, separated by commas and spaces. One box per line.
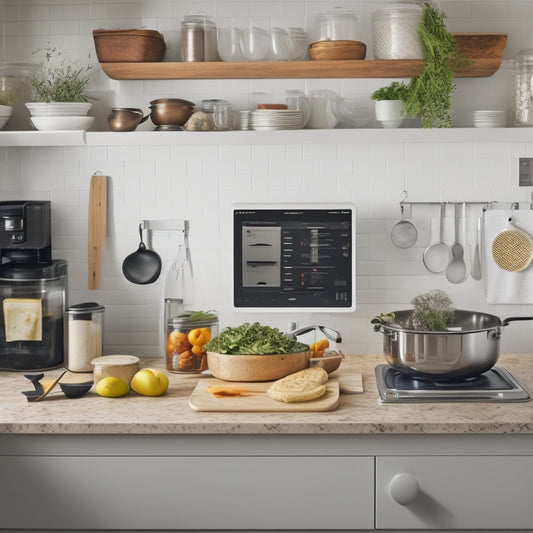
375, 365, 531, 403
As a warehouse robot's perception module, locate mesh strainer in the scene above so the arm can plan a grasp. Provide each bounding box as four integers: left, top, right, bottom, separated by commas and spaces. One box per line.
491, 217, 533, 272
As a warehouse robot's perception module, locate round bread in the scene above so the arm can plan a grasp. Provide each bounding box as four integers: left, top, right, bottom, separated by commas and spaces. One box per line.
267, 366, 329, 403
267, 384, 327, 403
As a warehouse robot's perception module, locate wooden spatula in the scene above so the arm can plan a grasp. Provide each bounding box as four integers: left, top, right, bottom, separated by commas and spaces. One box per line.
88, 174, 107, 289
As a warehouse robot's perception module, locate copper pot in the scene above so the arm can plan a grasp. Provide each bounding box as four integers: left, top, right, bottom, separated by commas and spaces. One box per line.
107, 108, 149, 132
149, 98, 195, 126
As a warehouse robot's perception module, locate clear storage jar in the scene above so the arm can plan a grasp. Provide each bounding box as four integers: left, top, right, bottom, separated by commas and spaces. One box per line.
65, 302, 105, 373
165, 312, 218, 373
514, 49, 533, 126
372, 4, 423, 60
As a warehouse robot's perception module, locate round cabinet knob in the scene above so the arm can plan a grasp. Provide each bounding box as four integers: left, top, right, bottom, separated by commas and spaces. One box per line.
388, 473, 419, 506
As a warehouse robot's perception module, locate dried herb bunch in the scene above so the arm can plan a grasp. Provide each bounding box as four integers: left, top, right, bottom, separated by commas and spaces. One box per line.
403, 2, 471, 128
30, 47, 93, 103
409, 289, 455, 331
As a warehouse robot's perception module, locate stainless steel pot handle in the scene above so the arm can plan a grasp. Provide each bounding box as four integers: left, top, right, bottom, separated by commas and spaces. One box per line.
502, 316, 533, 326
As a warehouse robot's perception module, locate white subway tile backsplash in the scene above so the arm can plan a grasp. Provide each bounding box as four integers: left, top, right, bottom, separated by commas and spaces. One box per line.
2, 0, 532, 355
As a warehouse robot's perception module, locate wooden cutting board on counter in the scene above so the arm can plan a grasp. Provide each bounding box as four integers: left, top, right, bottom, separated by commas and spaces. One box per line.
189, 378, 340, 412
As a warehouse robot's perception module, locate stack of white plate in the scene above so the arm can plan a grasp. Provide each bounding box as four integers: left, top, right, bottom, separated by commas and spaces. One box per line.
26, 102, 94, 131
473, 110, 506, 128
251, 109, 302, 130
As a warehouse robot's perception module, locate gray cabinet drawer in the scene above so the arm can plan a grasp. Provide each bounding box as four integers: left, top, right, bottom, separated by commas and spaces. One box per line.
376, 456, 533, 529
0, 455, 374, 530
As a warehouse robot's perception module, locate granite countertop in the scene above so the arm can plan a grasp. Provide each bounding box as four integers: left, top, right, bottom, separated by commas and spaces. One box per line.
1, 353, 533, 435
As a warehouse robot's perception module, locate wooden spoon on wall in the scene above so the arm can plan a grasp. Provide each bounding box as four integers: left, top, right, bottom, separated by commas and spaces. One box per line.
88, 174, 107, 289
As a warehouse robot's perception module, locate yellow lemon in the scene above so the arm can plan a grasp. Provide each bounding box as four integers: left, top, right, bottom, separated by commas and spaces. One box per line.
95, 376, 130, 398
131, 368, 169, 396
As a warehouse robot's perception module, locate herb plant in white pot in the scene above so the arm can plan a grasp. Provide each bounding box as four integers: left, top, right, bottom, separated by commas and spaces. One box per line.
26, 47, 95, 130
371, 81, 409, 128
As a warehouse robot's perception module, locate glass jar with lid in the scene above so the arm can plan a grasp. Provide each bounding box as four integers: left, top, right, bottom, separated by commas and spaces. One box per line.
165, 311, 218, 373
514, 49, 533, 126
372, 3, 423, 60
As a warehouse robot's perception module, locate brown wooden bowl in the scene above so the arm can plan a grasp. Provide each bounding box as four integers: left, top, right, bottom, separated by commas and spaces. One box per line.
207, 351, 310, 382
452, 33, 508, 60
93, 29, 166, 62
309, 40, 367, 60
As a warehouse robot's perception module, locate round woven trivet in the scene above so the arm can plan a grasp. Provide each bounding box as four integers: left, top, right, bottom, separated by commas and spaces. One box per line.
491, 218, 533, 272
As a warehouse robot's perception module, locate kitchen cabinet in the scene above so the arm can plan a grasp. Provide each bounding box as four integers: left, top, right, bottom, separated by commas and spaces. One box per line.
376, 456, 533, 529
0, 453, 374, 530
1, 434, 533, 532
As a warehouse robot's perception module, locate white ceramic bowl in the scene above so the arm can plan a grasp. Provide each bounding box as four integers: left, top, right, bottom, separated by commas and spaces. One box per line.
30, 116, 94, 131
25, 102, 92, 117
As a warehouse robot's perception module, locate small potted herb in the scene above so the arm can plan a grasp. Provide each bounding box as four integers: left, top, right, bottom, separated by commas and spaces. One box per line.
371, 81, 409, 128
26, 47, 94, 119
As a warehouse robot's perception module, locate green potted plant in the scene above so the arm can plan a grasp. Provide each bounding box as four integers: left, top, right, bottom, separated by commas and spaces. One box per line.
26, 47, 95, 130
371, 81, 409, 128
402, 1, 471, 128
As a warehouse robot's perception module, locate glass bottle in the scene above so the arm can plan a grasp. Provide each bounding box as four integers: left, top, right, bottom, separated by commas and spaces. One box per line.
514, 49, 533, 126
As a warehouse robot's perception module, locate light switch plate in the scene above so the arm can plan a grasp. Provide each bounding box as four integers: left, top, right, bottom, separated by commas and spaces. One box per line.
519, 158, 533, 186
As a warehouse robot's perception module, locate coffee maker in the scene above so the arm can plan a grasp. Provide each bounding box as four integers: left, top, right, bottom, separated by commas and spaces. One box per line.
0, 201, 67, 370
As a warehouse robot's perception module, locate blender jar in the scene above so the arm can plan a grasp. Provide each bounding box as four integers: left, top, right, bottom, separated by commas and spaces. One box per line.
0, 260, 67, 370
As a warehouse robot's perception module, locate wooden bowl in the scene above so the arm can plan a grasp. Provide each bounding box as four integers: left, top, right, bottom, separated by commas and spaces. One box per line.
207, 351, 310, 382
93, 29, 166, 62
452, 33, 508, 60
309, 40, 367, 60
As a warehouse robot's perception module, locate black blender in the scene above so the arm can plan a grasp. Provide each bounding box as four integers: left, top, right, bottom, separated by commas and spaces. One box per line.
0, 201, 67, 370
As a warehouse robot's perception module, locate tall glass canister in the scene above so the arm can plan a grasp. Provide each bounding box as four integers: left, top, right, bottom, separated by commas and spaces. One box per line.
514, 49, 533, 126
65, 302, 105, 372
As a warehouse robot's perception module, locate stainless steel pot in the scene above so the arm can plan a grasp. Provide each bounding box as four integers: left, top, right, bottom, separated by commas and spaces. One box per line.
372, 310, 533, 381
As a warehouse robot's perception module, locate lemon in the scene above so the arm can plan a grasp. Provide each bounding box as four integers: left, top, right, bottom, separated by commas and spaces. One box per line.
131, 368, 169, 396
95, 376, 130, 398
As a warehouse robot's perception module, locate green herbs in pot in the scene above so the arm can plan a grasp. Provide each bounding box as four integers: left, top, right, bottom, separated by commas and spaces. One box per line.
409, 289, 455, 331
205, 322, 308, 355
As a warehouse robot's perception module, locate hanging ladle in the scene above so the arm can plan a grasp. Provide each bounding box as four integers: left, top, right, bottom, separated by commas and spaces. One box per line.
445, 202, 468, 284
423, 202, 451, 273
122, 223, 162, 285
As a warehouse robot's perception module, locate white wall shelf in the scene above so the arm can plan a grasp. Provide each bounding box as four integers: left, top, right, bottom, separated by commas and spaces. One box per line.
1, 128, 533, 147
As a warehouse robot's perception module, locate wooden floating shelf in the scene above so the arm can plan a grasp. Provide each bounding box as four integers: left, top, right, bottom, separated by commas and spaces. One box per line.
99, 58, 502, 81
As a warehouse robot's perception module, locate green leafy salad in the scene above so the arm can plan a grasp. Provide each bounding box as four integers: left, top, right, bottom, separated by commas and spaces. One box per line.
204, 322, 308, 355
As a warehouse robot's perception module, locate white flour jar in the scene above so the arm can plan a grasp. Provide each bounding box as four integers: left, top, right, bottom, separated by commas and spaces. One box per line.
65, 302, 105, 372
372, 4, 423, 60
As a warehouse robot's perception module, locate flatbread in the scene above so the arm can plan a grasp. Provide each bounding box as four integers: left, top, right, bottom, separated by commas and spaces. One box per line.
267, 367, 328, 403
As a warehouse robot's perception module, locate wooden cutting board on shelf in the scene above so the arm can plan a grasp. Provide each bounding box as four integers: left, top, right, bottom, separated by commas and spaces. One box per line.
189, 378, 340, 412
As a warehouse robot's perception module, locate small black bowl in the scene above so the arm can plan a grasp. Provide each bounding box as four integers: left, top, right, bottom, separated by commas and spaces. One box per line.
59, 381, 93, 398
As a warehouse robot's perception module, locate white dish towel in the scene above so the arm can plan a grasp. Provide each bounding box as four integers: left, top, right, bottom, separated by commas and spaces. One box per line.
484, 210, 533, 304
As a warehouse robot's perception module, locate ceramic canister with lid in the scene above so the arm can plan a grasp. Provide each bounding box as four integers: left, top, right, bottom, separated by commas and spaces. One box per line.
64, 302, 105, 372
514, 49, 533, 126
372, 3, 423, 59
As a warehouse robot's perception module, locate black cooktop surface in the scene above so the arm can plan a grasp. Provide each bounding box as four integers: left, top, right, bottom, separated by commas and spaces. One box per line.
375, 365, 531, 403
